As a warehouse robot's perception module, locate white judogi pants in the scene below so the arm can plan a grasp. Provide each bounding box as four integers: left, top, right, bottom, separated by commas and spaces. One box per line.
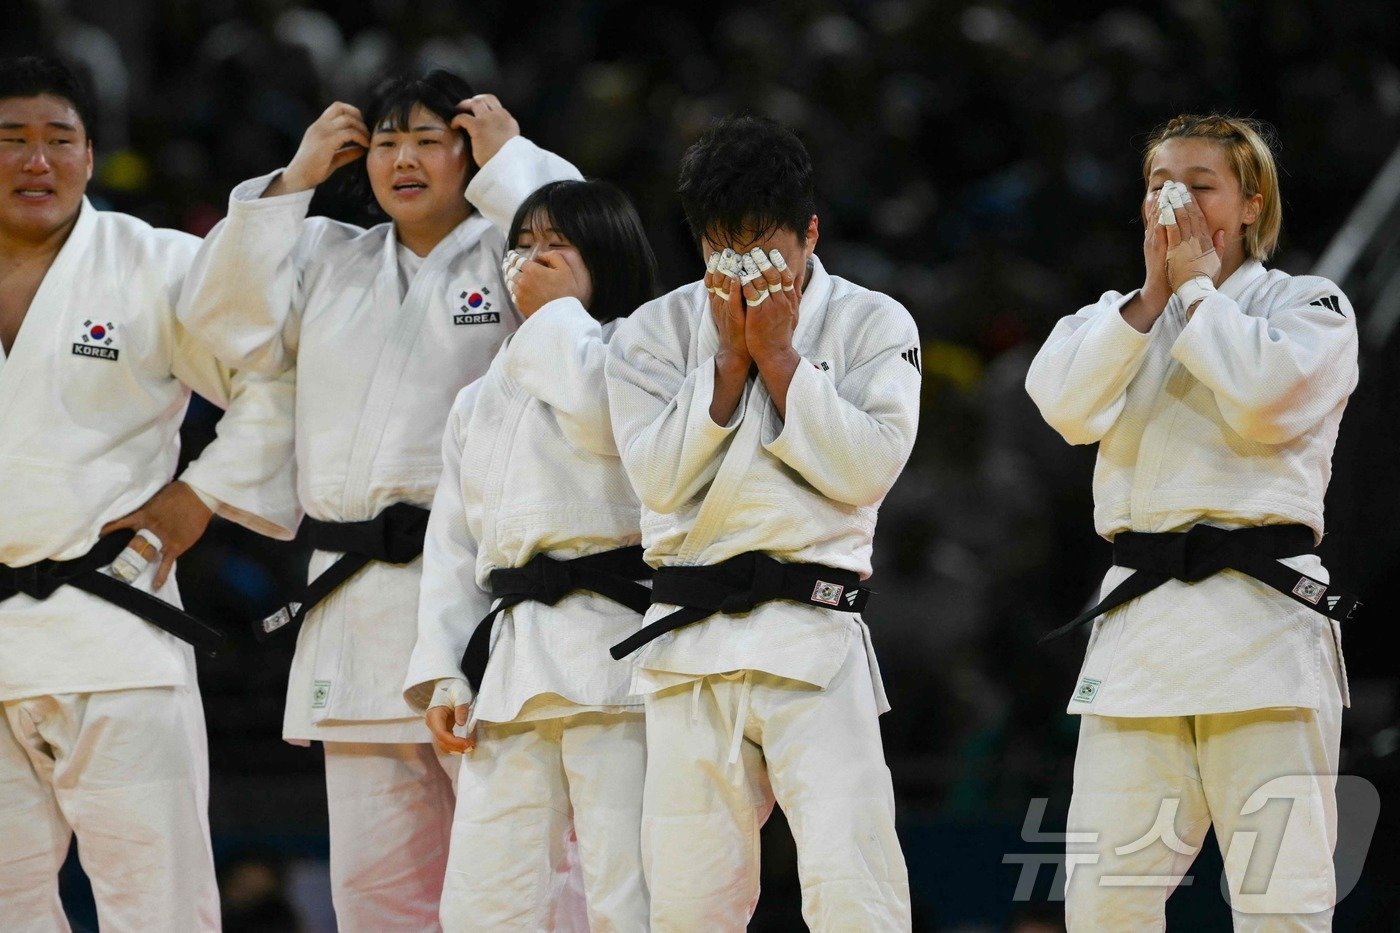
0, 684, 219, 933
1065, 688, 1343, 930
441, 710, 647, 932
641, 638, 911, 932
322, 741, 459, 932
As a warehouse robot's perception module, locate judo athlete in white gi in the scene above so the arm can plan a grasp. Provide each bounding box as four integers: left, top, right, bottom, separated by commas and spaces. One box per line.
404, 178, 660, 931
177, 71, 580, 931
0, 57, 299, 931
605, 115, 919, 930
1026, 114, 1360, 931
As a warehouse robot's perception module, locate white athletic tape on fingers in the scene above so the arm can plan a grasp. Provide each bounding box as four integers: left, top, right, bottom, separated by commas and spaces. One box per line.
746, 290, 771, 307
108, 548, 150, 583
428, 677, 472, 712
1159, 203, 1177, 226
769, 249, 788, 272
767, 282, 783, 294
751, 248, 773, 271
108, 531, 163, 584
739, 255, 762, 285
707, 252, 721, 273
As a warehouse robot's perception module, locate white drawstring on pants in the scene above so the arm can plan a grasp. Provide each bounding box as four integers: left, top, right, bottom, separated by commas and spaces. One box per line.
690, 678, 703, 724
726, 672, 753, 766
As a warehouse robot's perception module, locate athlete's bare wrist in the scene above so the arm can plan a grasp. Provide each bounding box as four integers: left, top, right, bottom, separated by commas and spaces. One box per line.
715, 349, 751, 378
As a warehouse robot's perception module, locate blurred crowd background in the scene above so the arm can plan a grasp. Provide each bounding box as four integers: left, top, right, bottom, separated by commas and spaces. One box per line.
9, 0, 1400, 930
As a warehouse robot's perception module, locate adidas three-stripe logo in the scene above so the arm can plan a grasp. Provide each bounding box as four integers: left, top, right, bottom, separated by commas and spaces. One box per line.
1310, 295, 1343, 315
901, 346, 921, 373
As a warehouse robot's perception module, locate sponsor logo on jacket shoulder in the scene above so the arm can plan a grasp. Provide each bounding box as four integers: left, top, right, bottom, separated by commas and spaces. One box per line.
71, 320, 119, 360
455, 287, 499, 325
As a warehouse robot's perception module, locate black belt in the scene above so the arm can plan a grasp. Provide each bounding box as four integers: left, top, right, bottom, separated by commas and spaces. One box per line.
460, 546, 653, 690
0, 532, 226, 656
609, 551, 871, 660
1040, 523, 1361, 644
257, 503, 430, 641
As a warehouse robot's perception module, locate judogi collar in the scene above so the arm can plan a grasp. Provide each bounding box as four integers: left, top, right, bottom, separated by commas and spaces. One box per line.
1217, 258, 1267, 302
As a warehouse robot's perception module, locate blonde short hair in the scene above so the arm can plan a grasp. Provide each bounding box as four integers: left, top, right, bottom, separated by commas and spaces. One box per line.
1142, 114, 1282, 261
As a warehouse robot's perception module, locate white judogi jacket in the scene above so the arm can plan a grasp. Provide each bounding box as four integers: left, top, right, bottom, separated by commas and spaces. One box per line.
604, 256, 922, 705
403, 297, 643, 725
1026, 259, 1359, 717
179, 137, 580, 742
0, 202, 299, 702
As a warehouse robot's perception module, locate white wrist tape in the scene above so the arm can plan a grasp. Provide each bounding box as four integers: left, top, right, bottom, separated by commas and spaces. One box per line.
428, 677, 471, 711
1175, 274, 1216, 310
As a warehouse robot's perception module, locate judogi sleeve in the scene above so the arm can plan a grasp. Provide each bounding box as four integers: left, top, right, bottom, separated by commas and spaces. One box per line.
130, 226, 301, 540
501, 297, 616, 456
171, 336, 301, 541
178, 172, 354, 374
403, 386, 493, 713
1170, 277, 1359, 445
464, 136, 583, 232
605, 303, 744, 514
760, 296, 921, 508
1025, 291, 1153, 444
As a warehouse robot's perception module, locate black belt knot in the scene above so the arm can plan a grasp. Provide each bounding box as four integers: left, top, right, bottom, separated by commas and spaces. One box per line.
304, 502, 429, 565
610, 551, 871, 660
490, 553, 578, 607
460, 545, 653, 690
1041, 523, 1358, 644
1116, 523, 1240, 582
703, 552, 785, 615
257, 503, 432, 641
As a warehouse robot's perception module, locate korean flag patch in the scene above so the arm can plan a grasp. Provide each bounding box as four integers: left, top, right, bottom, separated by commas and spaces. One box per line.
454, 287, 500, 325
72, 320, 119, 361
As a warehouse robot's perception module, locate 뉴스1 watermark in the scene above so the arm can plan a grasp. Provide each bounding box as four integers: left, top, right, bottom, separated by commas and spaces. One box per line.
1003, 775, 1379, 910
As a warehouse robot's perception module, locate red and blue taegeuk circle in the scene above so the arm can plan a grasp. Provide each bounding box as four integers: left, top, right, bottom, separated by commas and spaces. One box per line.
89, 325, 106, 340
466, 293, 484, 308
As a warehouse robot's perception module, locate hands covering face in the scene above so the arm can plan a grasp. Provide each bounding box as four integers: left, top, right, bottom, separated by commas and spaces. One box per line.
502, 247, 591, 318
1156, 180, 1225, 300
704, 247, 798, 368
